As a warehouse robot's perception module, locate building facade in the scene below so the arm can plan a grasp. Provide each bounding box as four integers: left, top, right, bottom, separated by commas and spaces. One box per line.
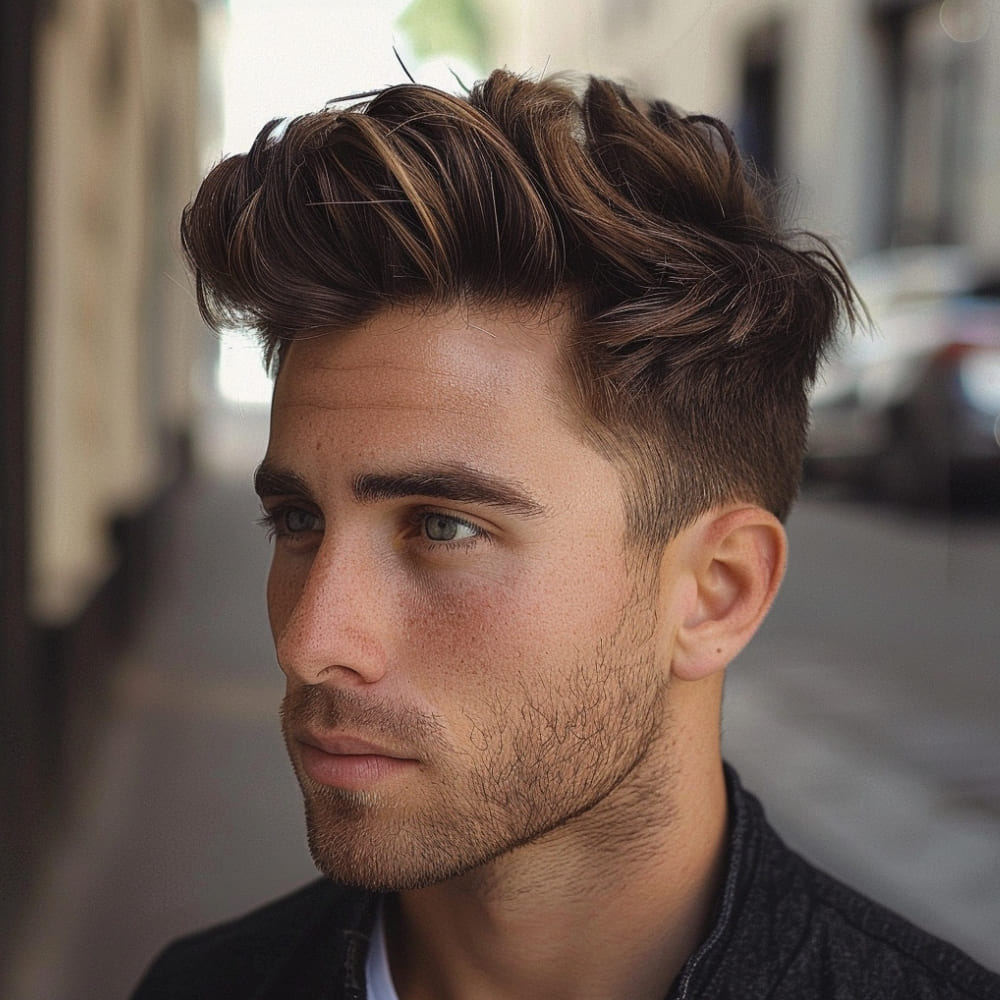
480, 0, 1000, 268
1, 0, 210, 946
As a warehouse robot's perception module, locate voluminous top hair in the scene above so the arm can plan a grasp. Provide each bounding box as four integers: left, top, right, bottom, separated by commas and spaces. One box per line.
182, 69, 857, 544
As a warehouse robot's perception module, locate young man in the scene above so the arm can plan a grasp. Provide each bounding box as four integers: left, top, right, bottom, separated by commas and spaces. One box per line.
133, 71, 1000, 998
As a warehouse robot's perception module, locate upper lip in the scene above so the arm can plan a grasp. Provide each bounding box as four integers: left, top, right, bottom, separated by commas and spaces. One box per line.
297, 730, 414, 760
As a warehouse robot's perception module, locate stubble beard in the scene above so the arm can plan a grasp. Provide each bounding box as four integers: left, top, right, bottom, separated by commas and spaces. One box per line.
281, 590, 673, 893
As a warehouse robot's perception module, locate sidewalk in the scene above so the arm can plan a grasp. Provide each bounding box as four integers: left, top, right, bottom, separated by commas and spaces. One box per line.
4, 403, 318, 1000
723, 645, 1000, 966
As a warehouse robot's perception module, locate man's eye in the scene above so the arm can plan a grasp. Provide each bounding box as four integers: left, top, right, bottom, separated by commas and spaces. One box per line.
283, 508, 323, 533
422, 513, 481, 543
259, 505, 324, 539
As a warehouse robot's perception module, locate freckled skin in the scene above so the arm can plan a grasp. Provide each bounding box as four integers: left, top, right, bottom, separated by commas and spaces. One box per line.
263, 303, 682, 892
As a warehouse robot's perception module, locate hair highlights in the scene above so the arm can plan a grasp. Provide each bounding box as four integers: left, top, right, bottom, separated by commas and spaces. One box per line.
182, 70, 858, 543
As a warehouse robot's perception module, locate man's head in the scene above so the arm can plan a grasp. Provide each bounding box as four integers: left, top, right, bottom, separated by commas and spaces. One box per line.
182, 69, 856, 548
181, 70, 855, 892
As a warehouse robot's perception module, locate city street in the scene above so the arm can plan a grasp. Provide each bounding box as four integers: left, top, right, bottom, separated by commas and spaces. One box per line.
6, 2, 1000, 998
5, 406, 999, 999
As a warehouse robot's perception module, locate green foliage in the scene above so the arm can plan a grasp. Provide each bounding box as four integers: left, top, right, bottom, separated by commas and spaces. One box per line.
397, 0, 490, 69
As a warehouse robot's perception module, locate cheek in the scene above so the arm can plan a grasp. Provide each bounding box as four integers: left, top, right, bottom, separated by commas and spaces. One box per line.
395, 575, 548, 709
399, 574, 520, 667
398, 554, 628, 691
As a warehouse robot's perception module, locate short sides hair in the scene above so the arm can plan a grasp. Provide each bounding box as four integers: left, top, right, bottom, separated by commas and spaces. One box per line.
181, 70, 857, 543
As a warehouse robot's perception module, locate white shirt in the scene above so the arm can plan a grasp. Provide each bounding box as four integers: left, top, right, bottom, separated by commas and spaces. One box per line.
365, 903, 401, 1000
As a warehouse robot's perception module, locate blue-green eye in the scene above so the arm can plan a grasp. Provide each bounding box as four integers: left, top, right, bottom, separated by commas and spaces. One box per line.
258, 505, 323, 540
283, 508, 323, 533
423, 513, 480, 542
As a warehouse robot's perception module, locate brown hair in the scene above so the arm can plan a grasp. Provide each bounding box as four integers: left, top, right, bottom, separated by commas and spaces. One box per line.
181, 70, 857, 544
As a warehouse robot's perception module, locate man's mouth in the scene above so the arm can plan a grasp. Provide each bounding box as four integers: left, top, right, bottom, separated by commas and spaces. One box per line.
294, 730, 420, 790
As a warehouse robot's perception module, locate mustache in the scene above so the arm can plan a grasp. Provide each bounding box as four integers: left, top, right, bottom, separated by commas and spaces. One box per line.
280, 685, 446, 750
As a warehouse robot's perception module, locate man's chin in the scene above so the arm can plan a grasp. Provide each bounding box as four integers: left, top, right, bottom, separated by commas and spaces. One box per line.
306, 837, 463, 894
302, 802, 505, 893
301, 803, 447, 892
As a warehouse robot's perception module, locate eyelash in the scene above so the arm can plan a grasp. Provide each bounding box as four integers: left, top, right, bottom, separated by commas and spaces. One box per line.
256, 504, 322, 542
256, 503, 491, 551
408, 510, 489, 550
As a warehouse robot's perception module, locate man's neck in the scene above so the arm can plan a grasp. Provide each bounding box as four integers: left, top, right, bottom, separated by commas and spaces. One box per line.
384, 753, 728, 1000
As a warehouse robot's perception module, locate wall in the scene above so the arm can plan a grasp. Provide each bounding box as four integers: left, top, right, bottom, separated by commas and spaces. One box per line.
29, 0, 205, 631
479, 0, 1000, 268
1, 0, 211, 956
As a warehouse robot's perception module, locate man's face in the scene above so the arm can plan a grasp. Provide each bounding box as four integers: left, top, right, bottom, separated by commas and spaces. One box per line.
258, 304, 677, 891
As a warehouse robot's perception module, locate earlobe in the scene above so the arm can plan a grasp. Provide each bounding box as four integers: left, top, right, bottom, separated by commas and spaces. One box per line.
669, 507, 787, 682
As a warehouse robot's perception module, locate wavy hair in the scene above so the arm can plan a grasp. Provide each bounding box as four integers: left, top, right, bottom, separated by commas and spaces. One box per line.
181, 70, 858, 543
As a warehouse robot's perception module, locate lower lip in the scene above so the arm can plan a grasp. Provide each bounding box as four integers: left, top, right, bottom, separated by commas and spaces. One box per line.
298, 743, 418, 791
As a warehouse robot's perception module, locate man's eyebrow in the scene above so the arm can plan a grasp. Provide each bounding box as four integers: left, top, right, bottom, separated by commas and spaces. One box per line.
353, 465, 547, 518
253, 463, 313, 500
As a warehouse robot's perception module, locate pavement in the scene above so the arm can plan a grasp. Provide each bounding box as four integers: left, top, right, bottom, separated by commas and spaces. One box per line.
3, 399, 997, 1000
4, 402, 318, 1000
724, 492, 1000, 969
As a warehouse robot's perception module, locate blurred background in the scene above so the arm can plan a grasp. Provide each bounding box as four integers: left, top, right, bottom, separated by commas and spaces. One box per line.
1, 0, 998, 995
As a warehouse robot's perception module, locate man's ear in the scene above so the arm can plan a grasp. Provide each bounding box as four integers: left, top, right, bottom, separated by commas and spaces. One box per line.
667, 506, 787, 683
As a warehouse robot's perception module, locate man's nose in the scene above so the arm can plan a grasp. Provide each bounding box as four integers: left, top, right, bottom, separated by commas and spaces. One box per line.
270, 539, 391, 688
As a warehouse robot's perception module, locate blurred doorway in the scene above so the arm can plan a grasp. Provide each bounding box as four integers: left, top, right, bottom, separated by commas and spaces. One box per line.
738, 17, 785, 180
876, 0, 986, 246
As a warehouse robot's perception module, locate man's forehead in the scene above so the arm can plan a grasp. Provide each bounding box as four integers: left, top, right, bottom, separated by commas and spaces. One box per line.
263, 303, 619, 503
272, 303, 573, 407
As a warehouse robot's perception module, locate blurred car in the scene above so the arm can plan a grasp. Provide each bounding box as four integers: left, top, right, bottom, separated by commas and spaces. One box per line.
807, 247, 1000, 504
